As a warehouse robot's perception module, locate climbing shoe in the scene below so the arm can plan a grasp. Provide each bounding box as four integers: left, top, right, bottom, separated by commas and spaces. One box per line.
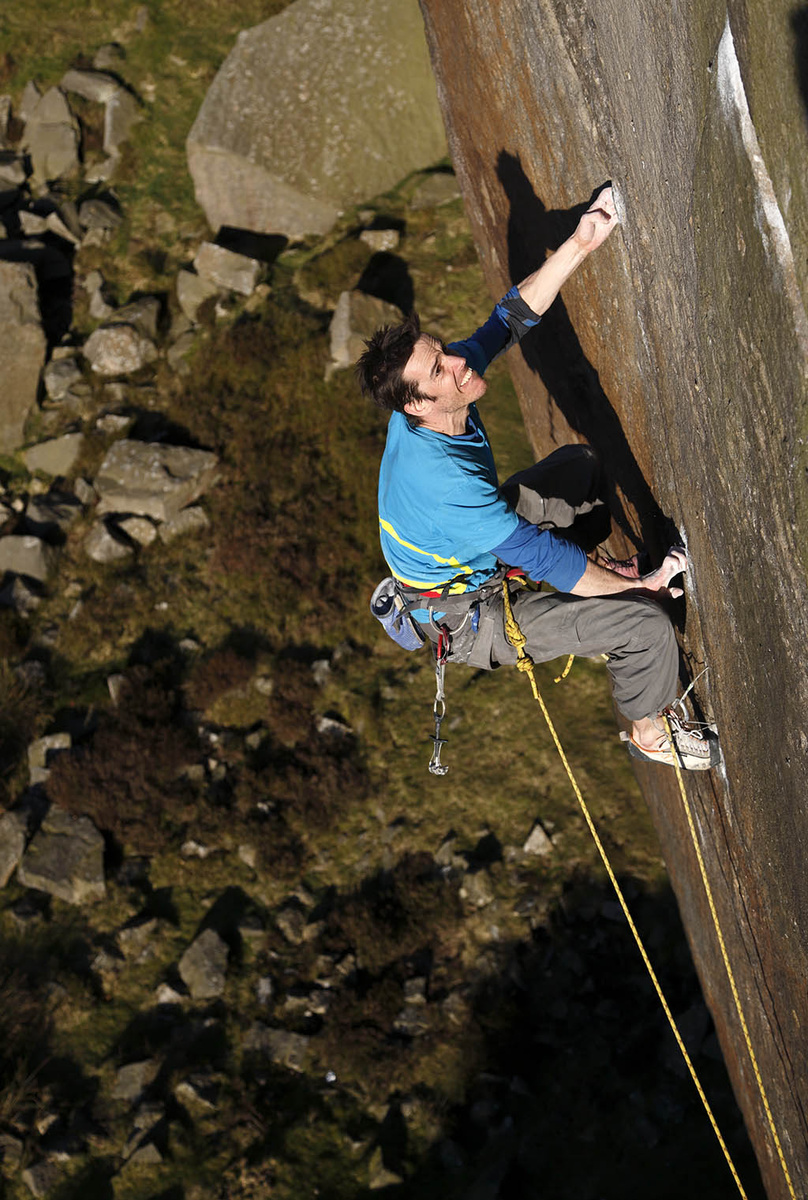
620, 707, 720, 771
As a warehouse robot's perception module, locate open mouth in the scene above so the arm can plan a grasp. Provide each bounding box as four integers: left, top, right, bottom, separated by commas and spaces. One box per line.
458, 365, 473, 389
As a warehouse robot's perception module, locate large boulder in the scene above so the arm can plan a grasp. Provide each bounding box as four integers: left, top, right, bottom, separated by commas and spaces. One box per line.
186, 0, 446, 239
18, 807, 105, 904
0, 262, 47, 453
22, 87, 80, 184
94, 440, 219, 522
420, 1, 808, 1194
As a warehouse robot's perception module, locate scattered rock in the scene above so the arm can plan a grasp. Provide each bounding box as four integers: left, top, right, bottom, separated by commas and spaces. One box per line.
359, 228, 400, 252
243, 1023, 310, 1072
42, 356, 83, 401
157, 504, 209, 542
21, 1158, 62, 1198
410, 171, 461, 209
178, 927, 229, 1000
78, 199, 123, 245
27, 731, 71, 785
0, 810, 27, 888
22, 432, 84, 477
0, 261, 47, 453
193, 242, 261, 296
176, 268, 221, 323
327, 290, 403, 376
368, 1146, 403, 1190
84, 520, 134, 563
83, 322, 157, 375
275, 898, 309, 945
125, 1140, 163, 1167
95, 440, 219, 522
0, 535, 58, 583
109, 295, 161, 340
0, 574, 43, 615
117, 915, 159, 958
523, 821, 554, 857
22, 87, 79, 184
186, 0, 446, 238
18, 807, 106, 904
0, 1131, 23, 1174
174, 1072, 219, 1112
459, 871, 494, 908
119, 515, 157, 546
104, 87, 140, 157
111, 1059, 160, 1103
166, 329, 196, 373
60, 69, 120, 104
94, 44, 126, 71
0, 151, 27, 188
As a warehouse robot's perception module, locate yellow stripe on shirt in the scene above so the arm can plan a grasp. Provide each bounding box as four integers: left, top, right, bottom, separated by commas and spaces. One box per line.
379, 517, 474, 579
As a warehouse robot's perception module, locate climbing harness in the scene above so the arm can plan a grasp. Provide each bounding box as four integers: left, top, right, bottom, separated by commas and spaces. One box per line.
499, 578, 782, 1200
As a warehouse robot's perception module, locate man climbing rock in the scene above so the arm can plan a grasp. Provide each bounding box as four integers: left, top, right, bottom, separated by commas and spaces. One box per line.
357, 187, 716, 770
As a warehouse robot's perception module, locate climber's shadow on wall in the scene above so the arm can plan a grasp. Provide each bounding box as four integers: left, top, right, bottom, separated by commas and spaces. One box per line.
496, 151, 679, 559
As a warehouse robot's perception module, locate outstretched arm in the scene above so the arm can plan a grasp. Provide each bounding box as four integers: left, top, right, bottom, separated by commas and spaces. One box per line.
516, 186, 619, 316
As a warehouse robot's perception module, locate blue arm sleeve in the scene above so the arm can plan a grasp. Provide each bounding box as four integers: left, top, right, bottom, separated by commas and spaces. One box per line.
490, 516, 587, 593
448, 285, 541, 377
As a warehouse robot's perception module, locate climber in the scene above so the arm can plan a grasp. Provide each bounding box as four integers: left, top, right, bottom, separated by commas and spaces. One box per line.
357, 186, 717, 770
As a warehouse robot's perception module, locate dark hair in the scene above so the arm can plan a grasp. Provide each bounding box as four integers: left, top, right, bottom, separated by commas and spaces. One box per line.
355, 312, 425, 413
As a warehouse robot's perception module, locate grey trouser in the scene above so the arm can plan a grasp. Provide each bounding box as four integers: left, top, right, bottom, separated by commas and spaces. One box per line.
428, 445, 679, 722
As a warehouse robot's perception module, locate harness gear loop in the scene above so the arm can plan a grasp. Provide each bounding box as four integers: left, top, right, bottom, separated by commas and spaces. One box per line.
500, 581, 750, 1200
663, 716, 797, 1200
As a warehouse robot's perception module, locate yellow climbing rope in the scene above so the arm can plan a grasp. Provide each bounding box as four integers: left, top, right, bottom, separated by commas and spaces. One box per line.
662, 716, 797, 1200
500, 581, 749, 1198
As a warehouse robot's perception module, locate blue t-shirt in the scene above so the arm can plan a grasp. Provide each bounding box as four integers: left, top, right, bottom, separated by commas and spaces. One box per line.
377, 288, 587, 602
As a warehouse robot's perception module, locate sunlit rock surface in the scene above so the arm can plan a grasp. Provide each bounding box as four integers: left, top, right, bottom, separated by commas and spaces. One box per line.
420, 1, 808, 1195
187, 0, 446, 239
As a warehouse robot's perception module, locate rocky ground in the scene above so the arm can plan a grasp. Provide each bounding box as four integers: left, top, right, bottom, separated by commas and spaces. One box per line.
0, 7, 764, 1200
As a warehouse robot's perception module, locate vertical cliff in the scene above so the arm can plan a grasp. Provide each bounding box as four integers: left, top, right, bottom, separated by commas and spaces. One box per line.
419, 1, 808, 1195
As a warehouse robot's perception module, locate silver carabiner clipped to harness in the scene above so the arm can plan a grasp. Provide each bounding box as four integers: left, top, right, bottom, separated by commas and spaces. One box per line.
428, 625, 450, 775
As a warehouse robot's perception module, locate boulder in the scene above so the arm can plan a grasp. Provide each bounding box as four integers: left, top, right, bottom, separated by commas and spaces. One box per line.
111, 1059, 160, 1103
60, 69, 120, 105
22, 87, 79, 184
186, 0, 446, 239
157, 505, 209, 542
193, 243, 261, 296
94, 440, 220, 522
26, 490, 83, 536
78, 198, 123, 243
176, 268, 220, 323
0, 153, 27, 188
410, 171, 461, 209
119, 515, 157, 546
243, 1023, 310, 1071
22, 433, 84, 477
84, 520, 134, 564
28, 732, 71, 785
83, 323, 157, 376
327, 290, 403, 376
0, 262, 46, 453
178, 927, 229, 1000
43, 357, 83, 401
0, 535, 57, 583
104, 88, 140, 157
0, 811, 27, 888
18, 807, 106, 904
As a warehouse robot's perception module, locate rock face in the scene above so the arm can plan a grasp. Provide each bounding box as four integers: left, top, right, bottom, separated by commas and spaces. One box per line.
186, 0, 446, 238
0, 262, 47, 453
420, 1, 808, 1195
